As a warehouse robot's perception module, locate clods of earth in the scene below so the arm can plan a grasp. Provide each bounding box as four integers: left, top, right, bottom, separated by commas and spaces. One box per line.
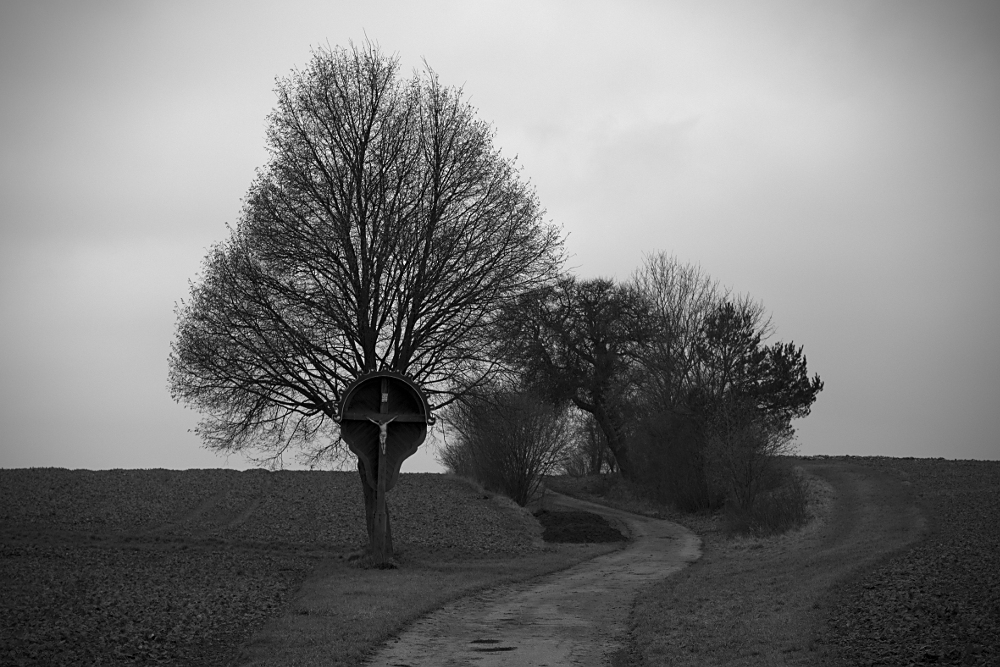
0, 470, 540, 666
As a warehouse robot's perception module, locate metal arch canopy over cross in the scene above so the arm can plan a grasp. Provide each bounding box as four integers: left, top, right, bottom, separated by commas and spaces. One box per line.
335, 370, 435, 493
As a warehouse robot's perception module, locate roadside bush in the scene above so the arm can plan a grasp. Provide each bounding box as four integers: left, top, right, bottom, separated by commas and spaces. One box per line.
723, 464, 809, 536
438, 387, 570, 506
703, 402, 792, 506
704, 399, 807, 535
437, 431, 474, 479
623, 397, 808, 534
630, 409, 722, 512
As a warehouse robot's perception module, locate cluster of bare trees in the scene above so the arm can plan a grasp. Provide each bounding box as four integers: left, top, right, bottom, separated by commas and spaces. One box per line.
434, 252, 822, 518
491, 252, 823, 516
169, 42, 822, 539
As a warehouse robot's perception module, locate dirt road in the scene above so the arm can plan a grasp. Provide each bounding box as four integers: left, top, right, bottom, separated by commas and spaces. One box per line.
366, 493, 701, 667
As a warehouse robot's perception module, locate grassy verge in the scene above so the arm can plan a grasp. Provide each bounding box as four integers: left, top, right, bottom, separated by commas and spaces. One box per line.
548, 462, 924, 666
720, 464, 811, 537
236, 543, 621, 667
627, 514, 834, 666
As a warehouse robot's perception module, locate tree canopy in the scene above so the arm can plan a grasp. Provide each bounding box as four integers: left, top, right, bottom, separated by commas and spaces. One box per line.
494, 254, 823, 485
692, 300, 824, 427
168, 43, 563, 467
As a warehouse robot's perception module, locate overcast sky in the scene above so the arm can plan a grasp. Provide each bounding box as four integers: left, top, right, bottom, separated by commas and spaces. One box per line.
1, 0, 998, 472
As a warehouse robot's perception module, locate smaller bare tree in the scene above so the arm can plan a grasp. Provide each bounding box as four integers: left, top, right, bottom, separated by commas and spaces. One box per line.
439, 387, 570, 506
631, 252, 726, 412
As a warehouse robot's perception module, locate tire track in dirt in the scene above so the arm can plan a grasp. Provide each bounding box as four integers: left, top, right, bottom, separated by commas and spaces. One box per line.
137, 489, 226, 537
366, 493, 701, 667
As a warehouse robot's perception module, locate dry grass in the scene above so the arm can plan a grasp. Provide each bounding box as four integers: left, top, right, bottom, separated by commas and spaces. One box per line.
722, 465, 811, 537
549, 461, 927, 666
625, 460, 923, 666
629, 522, 833, 665
235, 543, 621, 667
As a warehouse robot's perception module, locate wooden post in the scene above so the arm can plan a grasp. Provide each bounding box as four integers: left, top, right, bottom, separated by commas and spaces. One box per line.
373, 378, 390, 566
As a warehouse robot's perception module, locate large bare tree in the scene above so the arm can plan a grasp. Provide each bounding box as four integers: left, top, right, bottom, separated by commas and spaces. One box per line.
498, 277, 652, 480
168, 43, 562, 553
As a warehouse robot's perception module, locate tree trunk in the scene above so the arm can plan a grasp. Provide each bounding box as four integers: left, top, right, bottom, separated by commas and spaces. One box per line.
592, 405, 635, 482
586, 421, 604, 475
588, 443, 603, 476
573, 397, 636, 481
606, 431, 634, 481
357, 458, 393, 559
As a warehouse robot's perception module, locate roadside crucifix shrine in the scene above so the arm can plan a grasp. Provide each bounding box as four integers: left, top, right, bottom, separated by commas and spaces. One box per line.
335, 371, 435, 566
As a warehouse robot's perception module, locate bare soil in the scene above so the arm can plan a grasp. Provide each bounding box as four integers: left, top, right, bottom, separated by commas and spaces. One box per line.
818, 457, 1000, 666
0, 470, 542, 666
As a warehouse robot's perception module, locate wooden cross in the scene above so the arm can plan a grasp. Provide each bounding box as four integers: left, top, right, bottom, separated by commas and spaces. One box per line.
339, 377, 422, 565
337, 372, 432, 566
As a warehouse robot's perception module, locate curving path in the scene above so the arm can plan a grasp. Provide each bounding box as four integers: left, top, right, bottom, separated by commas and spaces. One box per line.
366, 492, 701, 667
